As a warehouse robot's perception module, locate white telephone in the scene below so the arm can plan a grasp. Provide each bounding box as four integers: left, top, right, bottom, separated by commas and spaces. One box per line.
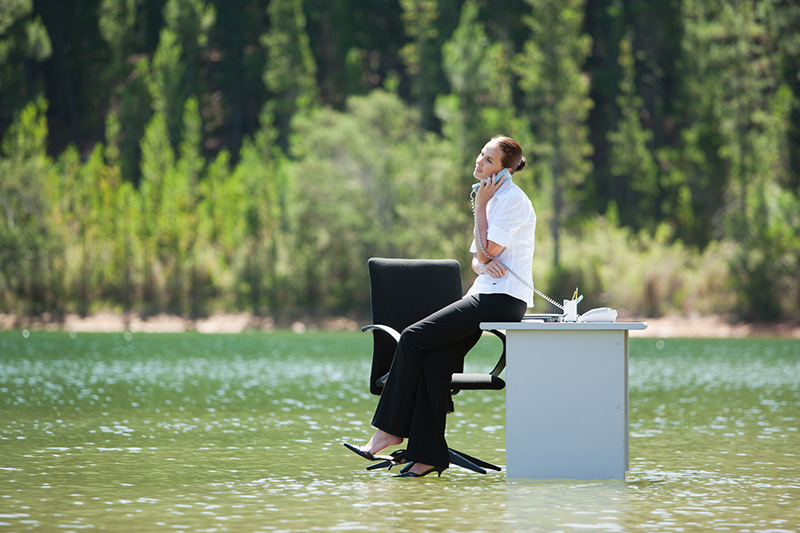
578, 307, 618, 323
472, 168, 511, 192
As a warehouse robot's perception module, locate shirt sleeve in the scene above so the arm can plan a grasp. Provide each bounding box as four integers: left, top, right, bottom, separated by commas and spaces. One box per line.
487, 192, 527, 247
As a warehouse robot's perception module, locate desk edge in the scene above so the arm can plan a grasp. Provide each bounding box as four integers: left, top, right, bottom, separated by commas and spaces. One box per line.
481, 321, 648, 330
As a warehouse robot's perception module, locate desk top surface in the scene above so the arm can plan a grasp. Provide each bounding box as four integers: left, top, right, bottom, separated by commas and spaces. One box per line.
481, 319, 648, 331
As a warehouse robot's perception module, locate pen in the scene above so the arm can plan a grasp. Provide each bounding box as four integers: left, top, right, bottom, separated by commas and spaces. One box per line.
572, 287, 579, 300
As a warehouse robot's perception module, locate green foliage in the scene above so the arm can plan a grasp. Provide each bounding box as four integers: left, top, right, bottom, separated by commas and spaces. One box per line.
679, 0, 796, 320
97, 0, 137, 63
399, 0, 443, 128
146, 28, 186, 149
0, 0, 798, 323
164, 0, 215, 94
726, 85, 798, 320
0, 97, 61, 314
436, 0, 529, 174
607, 33, 659, 232
290, 90, 464, 310
262, 0, 319, 141
0, 0, 51, 122
545, 216, 737, 318
516, 0, 594, 267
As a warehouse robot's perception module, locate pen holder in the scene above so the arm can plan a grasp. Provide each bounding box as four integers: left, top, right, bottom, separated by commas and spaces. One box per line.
562, 299, 579, 322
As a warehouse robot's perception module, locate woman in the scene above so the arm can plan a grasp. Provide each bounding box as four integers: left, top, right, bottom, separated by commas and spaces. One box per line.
345, 135, 536, 477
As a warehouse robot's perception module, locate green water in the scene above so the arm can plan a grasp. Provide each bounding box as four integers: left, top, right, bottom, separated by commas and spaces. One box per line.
1, 331, 798, 532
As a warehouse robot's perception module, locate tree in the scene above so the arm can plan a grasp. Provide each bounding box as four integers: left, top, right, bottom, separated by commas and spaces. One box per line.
196, 148, 247, 311
303, 0, 410, 103
681, 0, 794, 319
290, 90, 461, 310
606, 33, 659, 231
261, 0, 319, 144
146, 28, 186, 152
163, 0, 215, 100
227, 108, 288, 314
0, 0, 52, 131
399, 0, 441, 129
765, 0, 800, 193
436, 0, 528, 168
97, 0, 138, 69
209, 0, 267, 162
138, 110, 175, 311
515, 0, 593, 268
160, 98, 204, 313
0, 97, 61, 314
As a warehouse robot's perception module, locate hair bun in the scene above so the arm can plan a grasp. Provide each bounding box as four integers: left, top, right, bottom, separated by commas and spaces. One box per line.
515, 157, 527, 173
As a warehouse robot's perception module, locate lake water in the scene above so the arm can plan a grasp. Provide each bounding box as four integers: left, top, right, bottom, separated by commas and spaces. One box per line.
0, 330, 798, 532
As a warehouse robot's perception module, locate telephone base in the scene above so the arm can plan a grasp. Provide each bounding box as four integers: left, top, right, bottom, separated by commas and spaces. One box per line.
577, 307, 618, 323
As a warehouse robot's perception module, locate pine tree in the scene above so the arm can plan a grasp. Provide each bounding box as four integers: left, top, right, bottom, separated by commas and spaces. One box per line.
163, 0, 215, 100
606, 33, 659, 231
399, 0, 441, 129
211, 0, 267, 162
515, 0, 593, 267
145, 28, 186, 152
0, 0, 52, 132
261, 0, 319, 144
138, 111, 175, 311
682, 0, 792, 318
436, 0, 526, 166
0, 97, 60, 313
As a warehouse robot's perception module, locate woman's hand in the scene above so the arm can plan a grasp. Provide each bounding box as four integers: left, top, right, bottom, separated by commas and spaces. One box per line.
474, 170, 507, 206
484, 259, 508, 279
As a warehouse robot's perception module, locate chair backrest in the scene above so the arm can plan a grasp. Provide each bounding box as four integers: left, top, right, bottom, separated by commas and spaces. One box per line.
367, 257, 463, 395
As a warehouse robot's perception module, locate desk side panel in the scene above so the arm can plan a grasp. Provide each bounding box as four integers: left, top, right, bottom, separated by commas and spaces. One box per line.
505, 330, 628, 479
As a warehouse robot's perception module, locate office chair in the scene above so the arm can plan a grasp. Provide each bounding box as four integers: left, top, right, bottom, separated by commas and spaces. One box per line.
361, 257, 507, 474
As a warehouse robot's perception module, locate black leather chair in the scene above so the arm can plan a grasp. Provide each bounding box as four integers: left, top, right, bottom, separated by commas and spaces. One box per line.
361, 257, 507, 473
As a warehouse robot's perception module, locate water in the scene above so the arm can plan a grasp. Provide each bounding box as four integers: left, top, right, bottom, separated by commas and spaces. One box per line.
1, 331, 798, 532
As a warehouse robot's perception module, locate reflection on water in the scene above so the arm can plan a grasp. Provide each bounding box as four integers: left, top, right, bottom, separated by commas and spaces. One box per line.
1, 332, 798, 531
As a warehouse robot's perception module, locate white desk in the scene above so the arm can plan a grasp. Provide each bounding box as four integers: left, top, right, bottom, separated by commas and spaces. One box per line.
480, 320, 647, 480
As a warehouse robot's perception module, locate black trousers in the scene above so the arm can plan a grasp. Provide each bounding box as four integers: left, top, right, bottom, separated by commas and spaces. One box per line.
371, 293, 526, 468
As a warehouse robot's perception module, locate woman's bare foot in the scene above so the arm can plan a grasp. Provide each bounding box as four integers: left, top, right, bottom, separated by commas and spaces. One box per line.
363, 429, 403, 456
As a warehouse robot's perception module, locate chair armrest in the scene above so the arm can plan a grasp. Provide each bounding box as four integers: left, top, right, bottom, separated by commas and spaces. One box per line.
486, 329, 506, 377
363, 324, 400, 390
361, 324, 401, 343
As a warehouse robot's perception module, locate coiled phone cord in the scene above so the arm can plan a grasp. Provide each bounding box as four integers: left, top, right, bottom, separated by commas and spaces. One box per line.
471, 190, 564, 311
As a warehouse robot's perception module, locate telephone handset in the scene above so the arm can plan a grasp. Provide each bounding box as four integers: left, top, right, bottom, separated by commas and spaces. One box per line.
472, 168, 511, 193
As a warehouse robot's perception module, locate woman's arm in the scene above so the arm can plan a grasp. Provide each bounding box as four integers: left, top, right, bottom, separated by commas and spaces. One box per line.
473, 201, 505, 263
472, 235, 508, 279
472, 254, 507, 278
472, 182, 508, 278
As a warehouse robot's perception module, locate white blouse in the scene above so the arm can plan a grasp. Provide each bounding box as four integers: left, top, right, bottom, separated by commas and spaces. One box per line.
467, 178, 537, 306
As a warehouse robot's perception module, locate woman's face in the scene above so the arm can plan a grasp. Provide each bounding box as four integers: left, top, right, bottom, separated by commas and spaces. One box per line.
473, 140, 505, 180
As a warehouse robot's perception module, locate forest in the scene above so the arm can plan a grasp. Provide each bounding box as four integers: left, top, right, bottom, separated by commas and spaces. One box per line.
1, 0, 799, 323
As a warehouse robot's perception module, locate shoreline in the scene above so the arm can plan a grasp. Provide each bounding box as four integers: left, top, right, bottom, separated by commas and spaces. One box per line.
1, 311, 799, 339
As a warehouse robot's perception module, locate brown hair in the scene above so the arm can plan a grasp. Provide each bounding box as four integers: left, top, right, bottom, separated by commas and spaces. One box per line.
492, 135, 526, 174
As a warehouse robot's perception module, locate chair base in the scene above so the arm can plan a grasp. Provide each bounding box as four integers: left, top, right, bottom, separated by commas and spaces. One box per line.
449, 448, 502, 474
365, 447, 501, 474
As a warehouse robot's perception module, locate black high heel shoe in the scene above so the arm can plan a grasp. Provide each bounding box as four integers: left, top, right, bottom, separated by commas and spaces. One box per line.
343, 442, 379, 461
366, 449, 408, 471
393, 464, 447, 478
